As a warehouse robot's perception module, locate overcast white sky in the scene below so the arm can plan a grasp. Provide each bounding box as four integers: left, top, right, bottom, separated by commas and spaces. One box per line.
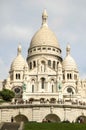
0, 0, 86, 80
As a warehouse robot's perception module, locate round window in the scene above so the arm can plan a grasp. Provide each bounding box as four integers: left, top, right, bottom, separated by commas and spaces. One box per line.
67, 87, 73, 93
14, 88, 20, 93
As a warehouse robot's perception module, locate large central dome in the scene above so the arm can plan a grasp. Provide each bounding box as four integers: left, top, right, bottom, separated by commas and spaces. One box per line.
30, 9, 60, 49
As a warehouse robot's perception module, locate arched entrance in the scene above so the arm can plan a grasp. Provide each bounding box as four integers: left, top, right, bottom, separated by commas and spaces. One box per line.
43, 114, 61, 122
15, 114, 28, 122
76, 115, 86, 123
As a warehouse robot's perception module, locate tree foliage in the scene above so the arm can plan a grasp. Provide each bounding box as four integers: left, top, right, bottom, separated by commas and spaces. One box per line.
0, 89, 15, 101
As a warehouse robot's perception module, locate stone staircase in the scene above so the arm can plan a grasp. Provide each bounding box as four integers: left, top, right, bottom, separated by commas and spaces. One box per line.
0, 122, 20, 130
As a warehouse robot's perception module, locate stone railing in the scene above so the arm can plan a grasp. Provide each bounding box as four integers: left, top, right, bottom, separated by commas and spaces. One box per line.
9, 98, 86, 107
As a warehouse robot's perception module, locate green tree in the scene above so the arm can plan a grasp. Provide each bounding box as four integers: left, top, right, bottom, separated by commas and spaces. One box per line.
0, 89, 15, 101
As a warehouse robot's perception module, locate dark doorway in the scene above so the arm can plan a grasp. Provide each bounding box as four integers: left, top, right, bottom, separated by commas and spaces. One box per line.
43, 114, 61, 122
15, 114, 28, 123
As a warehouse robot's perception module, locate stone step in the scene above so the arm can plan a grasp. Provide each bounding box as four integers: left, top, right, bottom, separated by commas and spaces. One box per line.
0, 122, 20, 130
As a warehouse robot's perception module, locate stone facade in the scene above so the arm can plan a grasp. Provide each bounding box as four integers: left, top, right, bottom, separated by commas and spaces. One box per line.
0, 104, 86, 123
1, 9, 86, 123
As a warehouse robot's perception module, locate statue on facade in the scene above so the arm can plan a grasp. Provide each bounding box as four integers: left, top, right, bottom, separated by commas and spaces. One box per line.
58, 81, 62, 90
22, 83, 26, 91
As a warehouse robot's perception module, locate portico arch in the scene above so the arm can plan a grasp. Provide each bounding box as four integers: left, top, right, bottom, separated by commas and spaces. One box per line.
43, 114, 61, 122
76, 115, 86, 123
14, 114, 28, 122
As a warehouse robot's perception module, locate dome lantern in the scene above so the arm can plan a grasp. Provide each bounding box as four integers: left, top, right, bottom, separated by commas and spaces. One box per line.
42, 9, 48, 27
66, 44, 70, 56
17, 44, 22, 56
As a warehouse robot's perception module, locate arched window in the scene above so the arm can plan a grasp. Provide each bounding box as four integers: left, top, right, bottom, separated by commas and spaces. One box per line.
41, 78, 45, 89
70, 74, 72, 79
48, 60, 51, 67
67, 74, 69, 79
30, 62, 32, 69
53, 61, 55, 69
67, 73, 72, 79
16, 73, 20, 79
51, 79, 54, 92
52, 85, 54, 93
33, 61, 36, 67
63, 74, 65, 80
41, 61, 46, 72
32, 85, 34, 93
16, 74, 17, 79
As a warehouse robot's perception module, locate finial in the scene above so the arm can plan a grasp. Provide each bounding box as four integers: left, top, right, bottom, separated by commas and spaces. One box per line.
17, 43, 22, 55
42, 9, 48, 27
66, 44, 70, 56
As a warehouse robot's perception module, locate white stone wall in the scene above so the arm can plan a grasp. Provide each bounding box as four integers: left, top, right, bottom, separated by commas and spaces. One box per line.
0, 104, 86, 123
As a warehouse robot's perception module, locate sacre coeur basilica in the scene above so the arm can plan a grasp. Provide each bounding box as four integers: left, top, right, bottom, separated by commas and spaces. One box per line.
0, 10, 86, 123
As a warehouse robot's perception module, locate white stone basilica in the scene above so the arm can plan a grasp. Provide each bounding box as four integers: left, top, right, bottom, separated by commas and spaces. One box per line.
3, 9, 86, 103
1, 10, 86, 122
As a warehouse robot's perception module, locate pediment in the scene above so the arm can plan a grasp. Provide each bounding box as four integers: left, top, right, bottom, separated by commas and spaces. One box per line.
28, 64, 56, 75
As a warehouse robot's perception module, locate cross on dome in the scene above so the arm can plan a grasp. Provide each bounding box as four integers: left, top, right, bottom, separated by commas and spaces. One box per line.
42, 9, 48, 27
17, 44, 22, 55
66, 44, 71, 56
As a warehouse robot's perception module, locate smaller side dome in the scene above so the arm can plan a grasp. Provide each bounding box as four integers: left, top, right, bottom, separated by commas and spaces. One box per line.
10, 45, 27, 71
62, 44, 78, 71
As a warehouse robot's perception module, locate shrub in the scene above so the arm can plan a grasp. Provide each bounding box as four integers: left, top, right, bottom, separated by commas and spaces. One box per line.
0, 89, 15, 101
